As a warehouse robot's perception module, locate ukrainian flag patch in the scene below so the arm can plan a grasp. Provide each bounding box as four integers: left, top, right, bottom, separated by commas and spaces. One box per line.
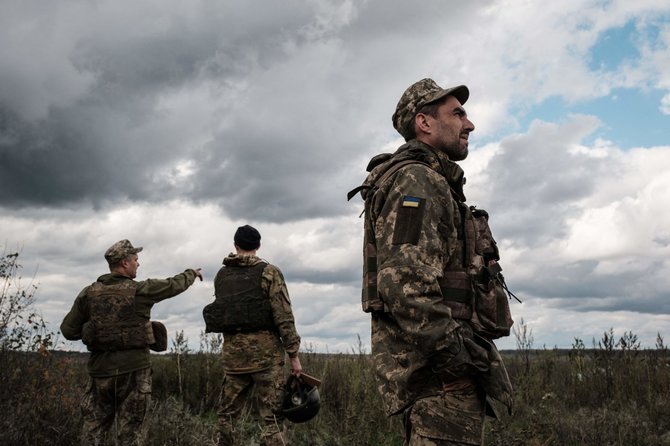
402, 196, 421, 208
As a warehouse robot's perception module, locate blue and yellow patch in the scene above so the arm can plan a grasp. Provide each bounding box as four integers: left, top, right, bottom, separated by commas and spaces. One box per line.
402, 196, 421, 208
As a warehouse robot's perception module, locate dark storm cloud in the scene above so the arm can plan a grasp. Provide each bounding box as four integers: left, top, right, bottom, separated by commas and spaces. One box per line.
192, 119, 359, 221
0, 0, 485, 223
0, 1, 354, 218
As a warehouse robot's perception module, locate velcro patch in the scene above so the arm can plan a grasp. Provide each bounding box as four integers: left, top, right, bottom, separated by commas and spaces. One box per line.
393, 196, 425, 245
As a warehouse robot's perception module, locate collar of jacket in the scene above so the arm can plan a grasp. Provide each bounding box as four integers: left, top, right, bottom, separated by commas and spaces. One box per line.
223, 253, 263, 267
393, 140, 467, 202
96, 273, 134, 284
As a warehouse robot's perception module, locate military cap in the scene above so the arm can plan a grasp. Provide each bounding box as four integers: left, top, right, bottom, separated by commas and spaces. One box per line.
234, 225, 261, 250
392, 78, 469, 140
104, 239, 143, 264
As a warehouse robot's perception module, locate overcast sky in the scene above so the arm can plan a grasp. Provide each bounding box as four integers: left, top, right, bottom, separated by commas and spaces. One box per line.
2, 0, 669, 353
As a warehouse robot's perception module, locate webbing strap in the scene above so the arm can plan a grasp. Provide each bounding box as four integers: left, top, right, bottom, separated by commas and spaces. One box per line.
347, 159, 430, 201
347, 185, 369, 201
440, 288, 471, 303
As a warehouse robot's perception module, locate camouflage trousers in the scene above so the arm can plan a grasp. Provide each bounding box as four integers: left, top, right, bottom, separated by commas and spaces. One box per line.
217, 362, 286, 446
80, 367, 152, 446
403, 385, 486, 446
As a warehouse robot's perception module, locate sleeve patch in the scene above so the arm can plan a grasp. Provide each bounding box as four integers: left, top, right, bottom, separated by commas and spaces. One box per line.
393, 196, 425, 245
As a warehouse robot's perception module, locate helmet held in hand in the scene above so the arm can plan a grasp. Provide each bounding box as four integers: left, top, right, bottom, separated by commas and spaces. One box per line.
280, 375, 320, 423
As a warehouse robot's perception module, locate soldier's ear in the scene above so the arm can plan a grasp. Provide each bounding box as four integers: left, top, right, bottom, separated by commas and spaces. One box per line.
415, 113, 433, 135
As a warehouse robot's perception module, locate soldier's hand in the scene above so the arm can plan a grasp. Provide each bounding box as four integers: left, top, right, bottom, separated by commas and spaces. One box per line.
193, 268, 203, 281
290, 356, 302, 377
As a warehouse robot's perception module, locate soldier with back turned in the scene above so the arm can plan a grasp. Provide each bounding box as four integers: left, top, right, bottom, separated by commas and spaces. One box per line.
203, 225, 302, 446
61, 239, 203, 445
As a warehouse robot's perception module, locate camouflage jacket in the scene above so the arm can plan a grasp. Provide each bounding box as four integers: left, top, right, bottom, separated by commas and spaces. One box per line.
365, 139, 512, 416
217, 253, 301, 374
60, 269, 200, 377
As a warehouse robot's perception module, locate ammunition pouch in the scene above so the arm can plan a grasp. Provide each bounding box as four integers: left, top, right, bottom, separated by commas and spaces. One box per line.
82, 320, 152, 351
438, 205, 514, 339
439, 263, 513, 340
203, 301, 227, 333
149, 321, 168, 352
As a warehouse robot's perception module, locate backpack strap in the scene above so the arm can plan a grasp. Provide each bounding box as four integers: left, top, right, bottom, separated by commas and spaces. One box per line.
347, 159, 430, 201
347, 185, 369, 201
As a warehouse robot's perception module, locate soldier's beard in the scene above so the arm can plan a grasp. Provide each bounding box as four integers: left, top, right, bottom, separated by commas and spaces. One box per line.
442, 142, 468, 161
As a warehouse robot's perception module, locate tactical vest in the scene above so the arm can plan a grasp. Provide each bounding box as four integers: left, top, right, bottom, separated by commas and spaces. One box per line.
203, 262, 275, 334
439, 204, 519, 339
81, 281, 151, 351
348, 156, 519, 340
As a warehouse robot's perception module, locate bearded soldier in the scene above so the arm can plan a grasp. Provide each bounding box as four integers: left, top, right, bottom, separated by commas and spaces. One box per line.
61, 239, 203, 445
349, 79, 515, 445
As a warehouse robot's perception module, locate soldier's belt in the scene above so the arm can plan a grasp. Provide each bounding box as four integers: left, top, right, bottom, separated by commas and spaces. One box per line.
442, 376, 476, 393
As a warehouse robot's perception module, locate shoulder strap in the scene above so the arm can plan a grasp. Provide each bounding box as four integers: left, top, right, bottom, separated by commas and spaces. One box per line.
347, 159, 430, 201
347, 185, 369, 201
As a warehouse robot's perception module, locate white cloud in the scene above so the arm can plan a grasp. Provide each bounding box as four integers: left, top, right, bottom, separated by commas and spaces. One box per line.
660, 93, 670, 114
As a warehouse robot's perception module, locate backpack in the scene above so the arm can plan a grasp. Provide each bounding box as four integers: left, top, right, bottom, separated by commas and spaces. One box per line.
347, 154, 425, 313
348, 155, 520, 339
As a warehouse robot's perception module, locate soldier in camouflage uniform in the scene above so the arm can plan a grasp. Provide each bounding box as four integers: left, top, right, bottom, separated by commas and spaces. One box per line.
352, 79, 514, 445
205, 225, 302, 446
61, 239, 203, 446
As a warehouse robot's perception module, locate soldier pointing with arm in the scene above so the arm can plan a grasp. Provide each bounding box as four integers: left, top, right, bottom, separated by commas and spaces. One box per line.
60, 239, 203, 446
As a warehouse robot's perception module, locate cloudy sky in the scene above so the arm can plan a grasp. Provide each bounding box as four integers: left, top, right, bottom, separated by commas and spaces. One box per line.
2, 0, 669, 353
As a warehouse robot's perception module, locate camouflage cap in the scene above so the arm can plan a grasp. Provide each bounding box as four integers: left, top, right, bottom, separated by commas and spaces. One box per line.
104, 239, 143, 264
392, 78, 469, 141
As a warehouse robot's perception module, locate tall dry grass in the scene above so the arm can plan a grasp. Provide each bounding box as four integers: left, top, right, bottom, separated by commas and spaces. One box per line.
1, 327, 669, 445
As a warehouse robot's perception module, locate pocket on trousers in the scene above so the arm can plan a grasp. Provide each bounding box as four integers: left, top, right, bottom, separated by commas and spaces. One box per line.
136, 368, 152, 394
409, 390, 484, 444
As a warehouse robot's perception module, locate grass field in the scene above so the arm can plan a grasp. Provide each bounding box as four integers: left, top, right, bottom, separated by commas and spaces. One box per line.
1, 327, 669, 446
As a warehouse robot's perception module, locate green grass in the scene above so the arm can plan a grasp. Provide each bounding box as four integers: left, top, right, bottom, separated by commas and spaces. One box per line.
1, 330, 669, 445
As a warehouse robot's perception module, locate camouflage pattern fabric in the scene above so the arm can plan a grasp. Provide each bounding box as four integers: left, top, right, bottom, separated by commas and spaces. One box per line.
406, 386, 485, 446
61, 261, 200, 446
362, 140, 513, 442
82, 281, 149, 351
214, 253, 300, 445
80, 367, 151, 446
61, 269, 200, 377
392, 79, 469, 141
104, 239, 143, 264
217, 362, 287, 446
